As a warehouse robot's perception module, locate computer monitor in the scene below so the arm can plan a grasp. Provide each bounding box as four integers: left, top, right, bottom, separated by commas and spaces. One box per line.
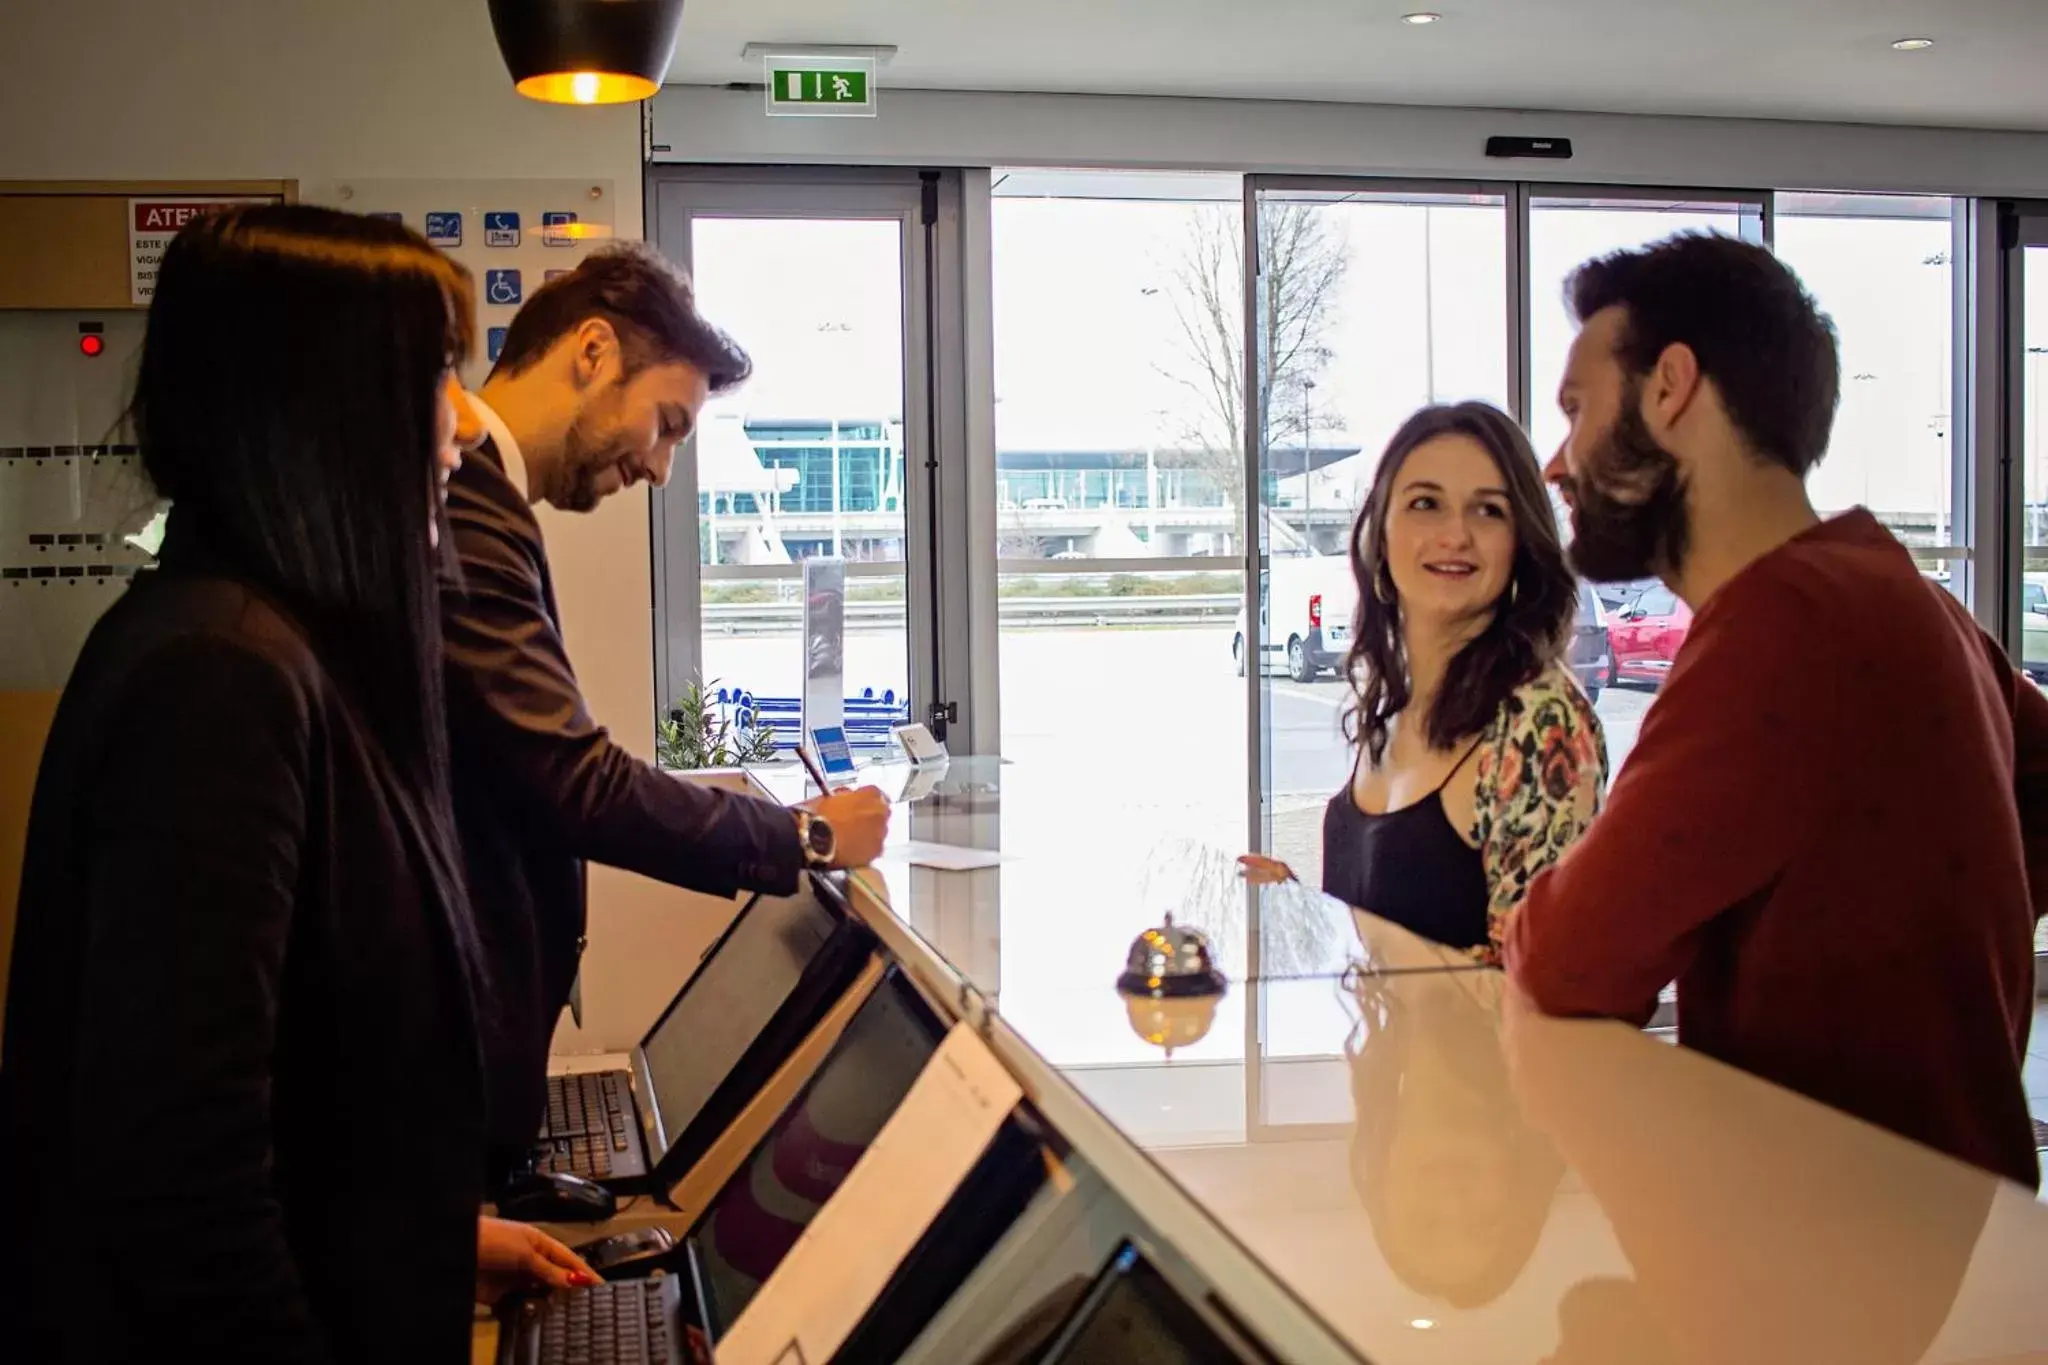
1041, 1243, 1247, 1364
630, 884, 872, 1187
682, 968, 946, 1338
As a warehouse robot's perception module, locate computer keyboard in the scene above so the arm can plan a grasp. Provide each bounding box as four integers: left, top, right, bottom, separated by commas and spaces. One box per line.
499, 1276, 685, 1365
538, 1071, 634, 1179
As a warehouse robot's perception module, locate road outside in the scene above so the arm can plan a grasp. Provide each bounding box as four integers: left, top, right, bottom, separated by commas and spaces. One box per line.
699, 621, 1653, 877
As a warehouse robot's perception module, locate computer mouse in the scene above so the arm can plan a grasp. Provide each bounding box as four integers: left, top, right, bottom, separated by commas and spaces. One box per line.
572, 1226, 677, 1279
495, 1170, 617, 1224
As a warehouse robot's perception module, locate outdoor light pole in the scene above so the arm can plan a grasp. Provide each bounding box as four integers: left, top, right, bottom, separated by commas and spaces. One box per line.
1302, 378, 1316, 552
1423, 205, 1437, 405
2032, 348, 2048, 549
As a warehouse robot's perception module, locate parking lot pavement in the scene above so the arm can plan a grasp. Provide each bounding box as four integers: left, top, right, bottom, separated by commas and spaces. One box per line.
699, 623, 1656, 800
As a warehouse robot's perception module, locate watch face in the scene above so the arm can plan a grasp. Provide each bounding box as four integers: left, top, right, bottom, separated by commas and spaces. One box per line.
807, 816, 835, 857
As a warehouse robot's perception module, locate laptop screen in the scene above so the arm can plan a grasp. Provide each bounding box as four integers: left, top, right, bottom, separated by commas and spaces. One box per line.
1043, 1244, 1243, 1364
636, 888, 841, 1162
685, 972, 941, 1338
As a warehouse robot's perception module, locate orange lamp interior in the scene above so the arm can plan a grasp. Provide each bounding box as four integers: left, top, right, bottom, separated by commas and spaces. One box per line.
514, 70, 658, 105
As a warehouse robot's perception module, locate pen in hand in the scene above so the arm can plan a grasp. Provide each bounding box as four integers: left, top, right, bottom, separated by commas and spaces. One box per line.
795, 739, 831, 794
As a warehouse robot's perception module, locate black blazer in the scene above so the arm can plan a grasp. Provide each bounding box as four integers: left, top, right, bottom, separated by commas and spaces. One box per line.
442, 438, 803, 1153
0, 534, 486, 1363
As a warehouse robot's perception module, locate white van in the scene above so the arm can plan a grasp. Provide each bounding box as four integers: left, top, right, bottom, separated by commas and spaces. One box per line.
1232, 555, 1357, 682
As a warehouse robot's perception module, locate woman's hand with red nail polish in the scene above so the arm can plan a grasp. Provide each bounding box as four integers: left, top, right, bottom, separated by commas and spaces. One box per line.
475, 1216, 602, 1304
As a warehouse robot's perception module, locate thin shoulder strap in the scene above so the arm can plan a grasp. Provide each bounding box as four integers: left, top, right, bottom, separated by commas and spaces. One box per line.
1428, 734, 1489, 797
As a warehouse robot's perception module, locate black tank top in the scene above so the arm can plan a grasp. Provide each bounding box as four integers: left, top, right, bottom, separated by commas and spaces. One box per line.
1321, 740, 1490, 952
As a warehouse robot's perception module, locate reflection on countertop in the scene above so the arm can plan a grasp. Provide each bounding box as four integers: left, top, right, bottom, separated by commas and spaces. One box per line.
1150, 963, 2036, 1365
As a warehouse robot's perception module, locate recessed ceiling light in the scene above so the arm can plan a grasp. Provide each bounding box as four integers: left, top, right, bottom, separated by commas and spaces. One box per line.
1410, 1319, 1439, 1331
1891, 37, 1935, 51
1402, 12, 1443, 25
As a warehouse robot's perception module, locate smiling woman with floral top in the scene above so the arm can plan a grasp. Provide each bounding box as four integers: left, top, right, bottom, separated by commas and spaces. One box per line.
1243, 402, 1607, 963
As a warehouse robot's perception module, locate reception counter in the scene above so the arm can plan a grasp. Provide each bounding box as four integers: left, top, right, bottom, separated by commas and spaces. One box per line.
749, 756, 2048, 1363
494, 756, 2048, 1363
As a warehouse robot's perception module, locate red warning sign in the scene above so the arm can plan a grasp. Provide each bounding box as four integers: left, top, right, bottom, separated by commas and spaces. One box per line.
128, 197, 268, 304
131, 201, 230, 233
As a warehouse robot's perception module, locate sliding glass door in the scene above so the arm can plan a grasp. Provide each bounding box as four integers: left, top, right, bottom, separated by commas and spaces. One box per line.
649, 171, 945, 752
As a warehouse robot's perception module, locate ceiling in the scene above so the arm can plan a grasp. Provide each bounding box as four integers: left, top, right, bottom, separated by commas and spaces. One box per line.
669, 0, 2048, 132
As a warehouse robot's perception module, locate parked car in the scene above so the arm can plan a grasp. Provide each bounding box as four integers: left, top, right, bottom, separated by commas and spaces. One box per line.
1569, 582, 1609, 704
1595, 577, 1656, 613
1608, 583, 1692, 689
1233, 554, 1356, 682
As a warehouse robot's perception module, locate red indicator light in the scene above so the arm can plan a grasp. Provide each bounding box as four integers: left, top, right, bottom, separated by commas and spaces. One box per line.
79, 334, 104, 358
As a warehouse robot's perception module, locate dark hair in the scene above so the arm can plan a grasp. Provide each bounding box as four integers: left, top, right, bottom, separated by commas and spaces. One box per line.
490, 239, 752, 391
1566, 231, 1840, 476
1344, 402, 1574, 765
133, 203, 474, 893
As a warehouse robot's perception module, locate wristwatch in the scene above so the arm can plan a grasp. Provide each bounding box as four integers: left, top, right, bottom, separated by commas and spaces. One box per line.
794, 809, 837, 869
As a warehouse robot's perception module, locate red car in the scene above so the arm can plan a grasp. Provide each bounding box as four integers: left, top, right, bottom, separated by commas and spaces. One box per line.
1608, 584, 1692, 690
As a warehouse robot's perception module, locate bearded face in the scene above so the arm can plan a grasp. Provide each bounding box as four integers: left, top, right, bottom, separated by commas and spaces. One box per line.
1556, 375, 1690, 584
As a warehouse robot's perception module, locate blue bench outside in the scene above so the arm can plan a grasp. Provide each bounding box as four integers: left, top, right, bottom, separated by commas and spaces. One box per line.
716, 687, 910, 754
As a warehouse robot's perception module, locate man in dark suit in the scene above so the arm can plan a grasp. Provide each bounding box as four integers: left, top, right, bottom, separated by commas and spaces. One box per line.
440, 242, 889, 1173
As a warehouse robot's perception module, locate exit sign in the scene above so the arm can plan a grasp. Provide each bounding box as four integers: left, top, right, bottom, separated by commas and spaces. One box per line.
763, 55, 877, 118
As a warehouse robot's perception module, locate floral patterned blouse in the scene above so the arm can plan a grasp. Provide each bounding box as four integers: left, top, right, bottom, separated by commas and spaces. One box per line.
1466, 663, 1609, 963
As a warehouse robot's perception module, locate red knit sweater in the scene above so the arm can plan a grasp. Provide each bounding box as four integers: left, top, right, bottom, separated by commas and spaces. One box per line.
1508, 510, 2048, 1188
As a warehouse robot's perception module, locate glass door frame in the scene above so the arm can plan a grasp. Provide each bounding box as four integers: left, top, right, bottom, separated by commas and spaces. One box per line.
1999, 203, 2048, 655
1238, 175, 1522, 865
645, 166, 966, 742
1996, 203, 2048, 989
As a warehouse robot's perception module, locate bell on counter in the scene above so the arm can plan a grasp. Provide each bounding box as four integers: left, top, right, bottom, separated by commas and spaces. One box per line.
1122, 992, 1222, 1057
1117, 914, 1228, 1000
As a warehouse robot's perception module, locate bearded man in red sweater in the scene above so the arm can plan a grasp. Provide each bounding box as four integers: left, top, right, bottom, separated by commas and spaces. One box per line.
1505, 231, 2048, 1188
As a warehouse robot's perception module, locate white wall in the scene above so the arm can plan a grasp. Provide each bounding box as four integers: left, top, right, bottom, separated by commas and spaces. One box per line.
0, 0, 725, 1053
653, 85, 2048, 198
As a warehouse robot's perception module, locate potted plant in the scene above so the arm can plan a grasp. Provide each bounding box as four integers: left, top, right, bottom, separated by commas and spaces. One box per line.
656, 678, 779, 770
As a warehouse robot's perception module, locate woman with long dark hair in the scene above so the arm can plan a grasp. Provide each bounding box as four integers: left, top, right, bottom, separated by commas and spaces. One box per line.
0, 204, 587, 1362
1244, 402, 1606, 960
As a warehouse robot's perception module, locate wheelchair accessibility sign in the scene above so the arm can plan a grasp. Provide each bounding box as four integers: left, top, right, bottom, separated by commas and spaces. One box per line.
484, 211, 521, 248
486, 270, 522, 306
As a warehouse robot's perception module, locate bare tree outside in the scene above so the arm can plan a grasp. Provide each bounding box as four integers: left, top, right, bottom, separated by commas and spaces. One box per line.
1155, 201, 1350, 552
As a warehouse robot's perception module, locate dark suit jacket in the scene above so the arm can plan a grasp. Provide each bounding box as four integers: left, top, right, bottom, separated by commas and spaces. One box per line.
0, 532, 486, 1364
442, 437, 803, 1153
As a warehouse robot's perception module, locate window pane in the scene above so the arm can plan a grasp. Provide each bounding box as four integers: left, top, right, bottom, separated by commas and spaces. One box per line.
992, 172, 1249, 564
1776, 194, 1958, 589
1529, 194, 1762, 777
989, 167, 1250, 799
2023, 243, 2048, 956
688, 218, 911, 744
1249, 187, 1510, 881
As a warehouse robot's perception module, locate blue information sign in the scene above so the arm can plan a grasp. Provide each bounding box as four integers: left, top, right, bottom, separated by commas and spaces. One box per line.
485, 269, 522, 307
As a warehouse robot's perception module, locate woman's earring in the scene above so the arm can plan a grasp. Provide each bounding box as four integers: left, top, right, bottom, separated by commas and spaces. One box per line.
1507, 578, 1521, 608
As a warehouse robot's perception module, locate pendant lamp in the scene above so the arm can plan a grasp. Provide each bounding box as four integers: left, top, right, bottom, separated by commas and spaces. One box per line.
488, 0, 685, 105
